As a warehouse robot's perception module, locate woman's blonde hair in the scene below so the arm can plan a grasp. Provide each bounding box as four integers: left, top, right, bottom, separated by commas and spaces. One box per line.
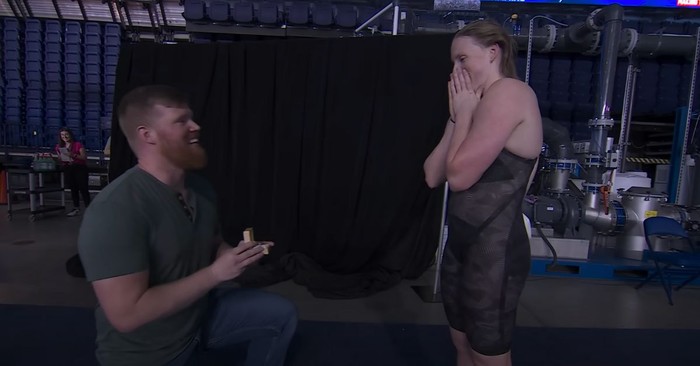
455, 19, 519, 79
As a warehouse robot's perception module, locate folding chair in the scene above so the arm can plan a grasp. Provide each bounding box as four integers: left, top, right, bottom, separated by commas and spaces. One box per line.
635, 216, 700, 305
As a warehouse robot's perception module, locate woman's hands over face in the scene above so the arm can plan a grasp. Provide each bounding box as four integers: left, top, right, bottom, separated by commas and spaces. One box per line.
448, 65, 482, 123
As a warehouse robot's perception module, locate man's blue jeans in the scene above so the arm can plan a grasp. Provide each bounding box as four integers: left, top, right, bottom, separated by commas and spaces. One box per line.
167, 287, 298, 366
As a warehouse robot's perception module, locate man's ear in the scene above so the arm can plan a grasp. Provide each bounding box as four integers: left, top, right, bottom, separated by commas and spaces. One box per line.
137, 125, 156, 145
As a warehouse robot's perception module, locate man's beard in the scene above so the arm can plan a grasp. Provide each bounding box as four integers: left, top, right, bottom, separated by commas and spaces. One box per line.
160, 140, 208, 171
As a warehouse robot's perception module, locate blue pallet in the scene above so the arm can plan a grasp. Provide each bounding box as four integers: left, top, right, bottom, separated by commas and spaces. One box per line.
531, 248, 700, 286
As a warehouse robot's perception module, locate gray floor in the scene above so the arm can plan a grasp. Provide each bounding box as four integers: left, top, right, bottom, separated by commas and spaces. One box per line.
2, 203, 700, 331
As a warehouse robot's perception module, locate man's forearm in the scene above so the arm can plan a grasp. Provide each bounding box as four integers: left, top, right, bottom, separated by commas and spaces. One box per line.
121, 266, 220, 333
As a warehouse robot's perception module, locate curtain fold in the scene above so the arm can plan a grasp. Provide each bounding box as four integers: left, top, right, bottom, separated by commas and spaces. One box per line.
109, 34, 454, 298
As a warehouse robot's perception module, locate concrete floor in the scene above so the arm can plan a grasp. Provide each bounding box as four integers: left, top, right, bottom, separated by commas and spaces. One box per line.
2, 202, 700, 331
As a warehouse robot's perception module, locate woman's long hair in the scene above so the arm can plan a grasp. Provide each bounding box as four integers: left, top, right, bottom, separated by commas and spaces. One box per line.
57, 127, 74, 148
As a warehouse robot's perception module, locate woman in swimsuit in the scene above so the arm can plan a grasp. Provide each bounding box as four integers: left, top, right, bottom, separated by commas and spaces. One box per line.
423, 19, 543, 366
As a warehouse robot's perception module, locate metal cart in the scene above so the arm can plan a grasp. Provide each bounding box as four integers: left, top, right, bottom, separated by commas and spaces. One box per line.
6, 167, 66, 222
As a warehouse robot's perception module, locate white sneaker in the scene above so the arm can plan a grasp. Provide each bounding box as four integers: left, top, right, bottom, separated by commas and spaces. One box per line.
66, 209, 79, 217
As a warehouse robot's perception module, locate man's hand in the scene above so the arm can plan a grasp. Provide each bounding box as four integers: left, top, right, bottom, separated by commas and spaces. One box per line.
209, 240, 270, 282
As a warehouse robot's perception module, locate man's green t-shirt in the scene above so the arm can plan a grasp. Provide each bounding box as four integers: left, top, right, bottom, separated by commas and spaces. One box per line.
77, 166, 219, 366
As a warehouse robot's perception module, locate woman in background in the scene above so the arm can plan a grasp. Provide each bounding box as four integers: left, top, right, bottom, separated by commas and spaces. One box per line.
424, 19, 543, 366
56, 127, 91, 216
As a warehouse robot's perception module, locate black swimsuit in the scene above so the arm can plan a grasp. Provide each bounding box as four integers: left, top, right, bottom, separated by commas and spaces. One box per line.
440, 149, 536, 356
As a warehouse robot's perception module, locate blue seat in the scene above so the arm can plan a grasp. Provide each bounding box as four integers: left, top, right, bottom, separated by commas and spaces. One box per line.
46, 72, 63, 83
45, 20, 61, 33
65, 22, 82, 34
258, 2, 280, 25
85, 44, 101, 55
288, 2, 310, 25
232, 1, 254, 24
105, 23, 121, 35
183, 0, 206, 21
312, 3, 334, 27
335, 5, 357, 28
85, 22, 102, 35
64, 32, 82, 44
209, 1, 231, 22
636, 216, 700, 305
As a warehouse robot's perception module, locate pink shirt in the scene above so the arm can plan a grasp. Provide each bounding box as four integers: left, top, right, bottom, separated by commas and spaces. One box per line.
55, 141, 87, 165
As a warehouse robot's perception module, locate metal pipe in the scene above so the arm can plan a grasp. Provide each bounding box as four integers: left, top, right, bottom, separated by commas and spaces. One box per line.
21, 0, 33, 18
432, 183, 450, 296
593, 6, 623, 121
158, 0, 170, 30
513, 31, 697, 58
7, 0, 20, 18
675, 27, 700, 205
355, 2, 393, 34
51, 0, 63, 20
107, 0, 118, 23
392, 2, 400, 36
77, 0, 88, 21
618, 57, 639, 174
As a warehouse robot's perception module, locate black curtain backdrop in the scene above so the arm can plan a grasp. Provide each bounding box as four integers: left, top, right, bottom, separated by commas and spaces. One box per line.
109, 34, 455, 298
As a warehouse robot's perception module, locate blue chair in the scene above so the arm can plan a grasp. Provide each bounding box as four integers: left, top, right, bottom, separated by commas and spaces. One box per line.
636, 216, 700, 305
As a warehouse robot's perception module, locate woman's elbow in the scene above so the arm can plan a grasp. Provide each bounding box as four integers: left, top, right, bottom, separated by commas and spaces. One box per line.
425, 175, 443, 189
445, 167, 472, 191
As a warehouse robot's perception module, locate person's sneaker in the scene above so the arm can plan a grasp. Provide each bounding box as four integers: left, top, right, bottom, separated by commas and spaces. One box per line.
66, 208, 79, 217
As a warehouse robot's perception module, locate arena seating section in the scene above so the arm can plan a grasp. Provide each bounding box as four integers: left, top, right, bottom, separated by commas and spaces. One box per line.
1, 18, 119, 151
